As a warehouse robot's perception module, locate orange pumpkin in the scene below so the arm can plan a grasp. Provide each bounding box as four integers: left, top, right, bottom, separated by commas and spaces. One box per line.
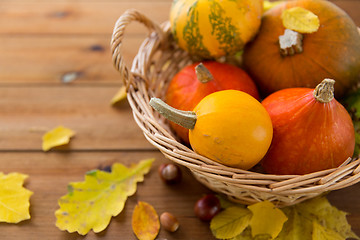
261, 79, 355, 175
165, 61, 259, 145
243, 0, 360, 98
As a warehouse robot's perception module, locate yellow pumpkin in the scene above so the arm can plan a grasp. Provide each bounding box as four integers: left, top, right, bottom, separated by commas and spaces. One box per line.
170, 0, 264, 59
150, 90, 273, 170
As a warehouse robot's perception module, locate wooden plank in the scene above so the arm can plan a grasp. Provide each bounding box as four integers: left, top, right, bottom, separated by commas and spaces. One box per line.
0, 2, 171, 35
0, 1, 358, 36
0, 86, 155, 150
0, 151, 214, 240
0, 35, 143, 84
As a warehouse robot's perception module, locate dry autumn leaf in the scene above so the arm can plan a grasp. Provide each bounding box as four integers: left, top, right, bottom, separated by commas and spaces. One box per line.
312, 221, 344, 240
210, 196, 358, 240
210, 206, 252, 239
111, 85, 127, 105
277, 196, 359, 240
42, 126, 75, 151
0, 173, 33, 223
55, 158, 154, 235
248, 201, 288, 239
281, 7, 320, 33
132, 201, 160, 240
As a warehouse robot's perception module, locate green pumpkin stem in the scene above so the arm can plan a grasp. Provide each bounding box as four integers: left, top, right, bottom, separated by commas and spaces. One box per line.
195, 63, 214, 83
313, 79, 335, 103
149, 98, 197, 130
279, 29, 303, 56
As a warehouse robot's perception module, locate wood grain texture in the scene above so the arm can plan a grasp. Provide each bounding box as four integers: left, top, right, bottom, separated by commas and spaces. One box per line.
0, 2, 171, 35
0, 0, 359, 239
0, 87, 154, 150
0, 36, 143, 84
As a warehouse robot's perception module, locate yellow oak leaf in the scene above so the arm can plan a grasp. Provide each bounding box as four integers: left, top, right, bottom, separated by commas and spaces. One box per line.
0, 172, 33, 223
210, 206, 252, 239
111, 85, 127, 105
55, 158, 154, 235
248, 201, 288, 239
42, 126, 75, 151
132, 201, 160, 240
281, 7, 320, 34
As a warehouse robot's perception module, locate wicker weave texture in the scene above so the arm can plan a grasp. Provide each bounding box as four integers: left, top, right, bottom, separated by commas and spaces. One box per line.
111, 9, 360, 207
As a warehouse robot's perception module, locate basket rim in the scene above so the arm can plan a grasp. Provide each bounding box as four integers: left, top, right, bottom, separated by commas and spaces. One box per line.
127, 83, 360, 192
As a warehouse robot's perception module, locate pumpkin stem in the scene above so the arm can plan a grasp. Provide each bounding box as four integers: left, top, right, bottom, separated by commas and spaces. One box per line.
313, 79, 335, 103
195, 63, 214, 83
279, 29, 303, 56
149, 98, 197, 130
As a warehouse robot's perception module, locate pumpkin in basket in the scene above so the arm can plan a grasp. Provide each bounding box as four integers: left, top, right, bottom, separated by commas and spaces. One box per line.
165, 61, 260, 145
151, 90, 273, 170
169, 0, 263, 59
261, 79, 355, 175
243, 0, 360, 98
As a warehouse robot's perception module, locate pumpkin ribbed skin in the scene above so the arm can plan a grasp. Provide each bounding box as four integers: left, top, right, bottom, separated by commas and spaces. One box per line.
261, 86, 355, 175
170, 0, 263, 58
165, 61, 259, 145
243, 0, 360, 98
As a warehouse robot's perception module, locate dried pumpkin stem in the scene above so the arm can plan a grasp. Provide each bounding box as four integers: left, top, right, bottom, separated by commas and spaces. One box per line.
279, 29, 303, 56
149, 98, 197, 130
195, 63, 214, 83
313, 78, 335, 103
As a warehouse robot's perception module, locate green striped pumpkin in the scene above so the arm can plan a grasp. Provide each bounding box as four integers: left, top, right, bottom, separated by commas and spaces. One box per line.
170, 0, 263, 59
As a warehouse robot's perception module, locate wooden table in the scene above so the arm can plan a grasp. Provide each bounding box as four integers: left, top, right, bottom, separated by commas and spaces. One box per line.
0, 0, 359, 239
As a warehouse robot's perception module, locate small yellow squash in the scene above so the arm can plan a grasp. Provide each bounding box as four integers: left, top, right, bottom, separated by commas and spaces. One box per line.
150, 90, 273, 170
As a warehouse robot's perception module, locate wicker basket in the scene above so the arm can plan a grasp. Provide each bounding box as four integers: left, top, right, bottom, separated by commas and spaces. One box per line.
111, 9, 360, 207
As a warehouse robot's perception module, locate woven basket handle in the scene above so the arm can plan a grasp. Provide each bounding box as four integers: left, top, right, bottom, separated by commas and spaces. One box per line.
111, 9, 165, 90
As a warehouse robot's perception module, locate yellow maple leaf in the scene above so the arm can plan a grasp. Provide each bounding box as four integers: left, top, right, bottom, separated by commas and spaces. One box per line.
248, 201, 288, 239
111, 85, 127, 105
281, 7, 320, 34
42, 126, 75, 151
55, 158, 154, 235
0, 173, 33, 223
132, 201, 160, 240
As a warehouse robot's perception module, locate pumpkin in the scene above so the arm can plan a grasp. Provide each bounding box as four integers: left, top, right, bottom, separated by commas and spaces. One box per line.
165, 61, 259, 145
150, 90, 273, 170
169, 0, 263, 59
261, 79, 355, 175
243, 0, 360, 98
